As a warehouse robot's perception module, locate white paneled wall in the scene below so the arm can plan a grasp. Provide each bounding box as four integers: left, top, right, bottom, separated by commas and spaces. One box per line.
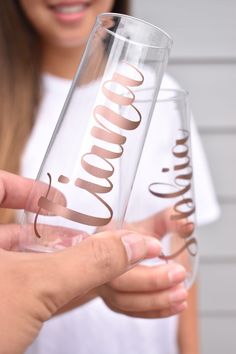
168, 63, 236, 129
131, 0, 236, 59
131, 1, 236, 353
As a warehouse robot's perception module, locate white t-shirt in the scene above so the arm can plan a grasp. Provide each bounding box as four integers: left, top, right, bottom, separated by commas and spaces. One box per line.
24, 73, 219, 354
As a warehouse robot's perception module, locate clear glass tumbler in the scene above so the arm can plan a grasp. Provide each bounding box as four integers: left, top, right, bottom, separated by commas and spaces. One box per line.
21, 13, 173, 252
125, 89, 198, 287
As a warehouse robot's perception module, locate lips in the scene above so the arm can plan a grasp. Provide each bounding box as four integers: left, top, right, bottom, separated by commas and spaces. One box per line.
49, 1, 91, 22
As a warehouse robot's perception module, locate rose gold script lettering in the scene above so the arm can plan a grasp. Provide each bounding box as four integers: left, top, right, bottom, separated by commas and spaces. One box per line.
149, 129, 197, 260
34, 63, 144, 237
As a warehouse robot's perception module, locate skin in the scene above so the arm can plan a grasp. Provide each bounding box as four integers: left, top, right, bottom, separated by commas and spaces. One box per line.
20, 0, 115, 78
17, 0, 188, 319
178, 283, 200, 354
0, 170, 187, 354
13, 1, 199, 353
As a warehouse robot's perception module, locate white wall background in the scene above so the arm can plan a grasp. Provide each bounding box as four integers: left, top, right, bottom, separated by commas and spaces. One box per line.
130, 1, 236, 353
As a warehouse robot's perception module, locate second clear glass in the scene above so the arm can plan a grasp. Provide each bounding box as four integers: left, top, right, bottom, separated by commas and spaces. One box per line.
125, 89, 198, 287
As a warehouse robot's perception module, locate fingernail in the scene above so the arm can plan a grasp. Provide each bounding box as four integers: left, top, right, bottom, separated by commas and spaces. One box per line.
145, 237, 162, 258
168, 265, 186, 284
169, 287, 188, 302
122, 234, 160, 265
172, 301, 188, 313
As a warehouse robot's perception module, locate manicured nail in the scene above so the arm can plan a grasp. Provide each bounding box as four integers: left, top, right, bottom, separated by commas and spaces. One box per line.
172, 301, 188, 313
168, 265, 186, 284
169, 286, 188, 302
122, 234, 160, 264
145, 237, 162, 259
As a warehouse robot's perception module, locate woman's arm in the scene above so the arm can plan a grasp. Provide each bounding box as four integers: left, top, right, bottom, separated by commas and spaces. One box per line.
178, 282, 200, 354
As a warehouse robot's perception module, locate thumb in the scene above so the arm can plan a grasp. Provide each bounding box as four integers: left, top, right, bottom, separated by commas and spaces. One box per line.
38, 230, 161, 314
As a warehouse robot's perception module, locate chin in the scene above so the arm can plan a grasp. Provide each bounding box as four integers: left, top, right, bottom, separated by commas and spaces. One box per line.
56, 31, 89, 48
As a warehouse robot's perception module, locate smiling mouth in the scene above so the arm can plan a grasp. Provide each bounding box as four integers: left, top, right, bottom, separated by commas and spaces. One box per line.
49, 1, 91, 17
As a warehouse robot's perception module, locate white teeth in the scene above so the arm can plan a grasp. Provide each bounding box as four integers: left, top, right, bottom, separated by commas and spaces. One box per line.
55, 5, 86, 14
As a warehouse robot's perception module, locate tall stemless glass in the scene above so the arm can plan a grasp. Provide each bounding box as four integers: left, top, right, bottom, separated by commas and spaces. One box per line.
20, 13, 173, 253
125, 89, 198, 287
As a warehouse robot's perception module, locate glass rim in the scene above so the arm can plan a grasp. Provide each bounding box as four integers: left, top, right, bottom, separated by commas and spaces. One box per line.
136, 88, 189, 103
97, 12, 173, 50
